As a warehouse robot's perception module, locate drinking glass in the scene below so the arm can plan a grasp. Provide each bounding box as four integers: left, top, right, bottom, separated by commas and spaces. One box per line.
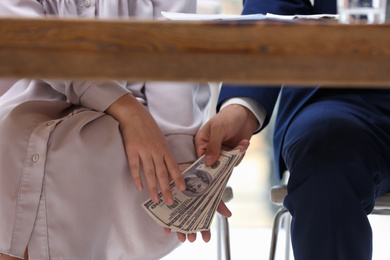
338, 0, 387, 24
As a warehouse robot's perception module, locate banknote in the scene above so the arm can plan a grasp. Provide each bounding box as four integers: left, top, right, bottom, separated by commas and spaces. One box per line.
142, 149, 242, 234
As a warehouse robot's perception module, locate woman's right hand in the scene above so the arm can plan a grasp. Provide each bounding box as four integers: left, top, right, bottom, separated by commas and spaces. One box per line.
106, 94, 186, 205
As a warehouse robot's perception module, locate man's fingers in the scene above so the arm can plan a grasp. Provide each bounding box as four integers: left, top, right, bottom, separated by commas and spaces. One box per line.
233, 139, 250, 166
217, 200, 232, 218
235, 139, 250, 153
200, 230, 211, 242
176, 232, 187, 242
187, 233, 197, 243
164, 228, 171, 235
204, 124, 225, 166
194, 125, 211, 158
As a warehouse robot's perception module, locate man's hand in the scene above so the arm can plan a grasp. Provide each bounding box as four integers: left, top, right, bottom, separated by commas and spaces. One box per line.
195, 104, 258, 166
166, 104, 258, 243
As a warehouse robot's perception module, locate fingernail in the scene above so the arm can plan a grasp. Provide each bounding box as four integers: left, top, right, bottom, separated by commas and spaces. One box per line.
153, 195, 159, 203
167, 195, 174, 206
136, 184, 143, 191
205, 154, 213, 160
205, 154, 213, 165
178, 183, 186, 191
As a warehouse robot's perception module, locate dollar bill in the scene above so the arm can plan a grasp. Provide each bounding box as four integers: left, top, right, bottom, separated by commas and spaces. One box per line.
142, 149, 242, 234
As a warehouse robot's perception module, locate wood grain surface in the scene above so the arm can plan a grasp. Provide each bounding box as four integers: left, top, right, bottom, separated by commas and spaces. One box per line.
0, 17, 389, 87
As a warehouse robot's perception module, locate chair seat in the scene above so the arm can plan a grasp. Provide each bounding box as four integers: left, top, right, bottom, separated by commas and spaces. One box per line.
222, 186, 233, 203
269, 184, 390, 260
374, 192, 390, 209
270, 185, 288, 206
270, 185, 390, 210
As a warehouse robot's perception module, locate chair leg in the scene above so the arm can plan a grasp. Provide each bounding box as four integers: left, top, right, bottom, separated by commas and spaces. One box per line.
217, 214, 222, 260
283, 213, 292, 260
217, 214, 231, 260
269, 207, 290, 260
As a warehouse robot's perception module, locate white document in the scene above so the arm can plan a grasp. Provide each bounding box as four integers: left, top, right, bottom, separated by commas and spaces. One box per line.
161, 11, 339, 21
265, 13, 339, 20
161, 11, 267, 21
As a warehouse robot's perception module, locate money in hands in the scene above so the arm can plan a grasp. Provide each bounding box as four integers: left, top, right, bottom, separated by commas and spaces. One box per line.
142, 149, 242, 234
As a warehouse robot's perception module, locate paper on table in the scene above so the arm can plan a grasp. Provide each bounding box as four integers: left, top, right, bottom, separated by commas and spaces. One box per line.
265, 13, 340, 20
161, 11, 266, 21
161, 11, 339, 21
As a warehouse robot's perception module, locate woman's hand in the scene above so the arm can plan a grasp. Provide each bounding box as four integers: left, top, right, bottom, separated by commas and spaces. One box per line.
106, 93, 186, 205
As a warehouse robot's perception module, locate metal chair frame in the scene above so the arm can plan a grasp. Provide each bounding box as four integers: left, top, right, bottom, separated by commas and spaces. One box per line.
217, 186, 233, 260
269, 184, 390, 260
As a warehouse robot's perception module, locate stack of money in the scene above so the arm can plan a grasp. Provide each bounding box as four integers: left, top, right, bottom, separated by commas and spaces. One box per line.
142, 149, 242, 234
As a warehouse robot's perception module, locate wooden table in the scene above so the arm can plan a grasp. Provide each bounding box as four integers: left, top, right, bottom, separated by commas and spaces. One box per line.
0, 17, 389, 87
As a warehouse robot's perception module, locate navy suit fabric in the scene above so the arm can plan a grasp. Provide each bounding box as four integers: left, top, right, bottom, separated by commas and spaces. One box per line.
219, 0, 339, 180
218, 0, 390, 259
281, 91, 390, 259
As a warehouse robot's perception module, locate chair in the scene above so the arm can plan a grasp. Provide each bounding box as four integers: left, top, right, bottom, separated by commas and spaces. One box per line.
217, 186, 233, 260
269, 185, 291, 260
269, 184, 390, 260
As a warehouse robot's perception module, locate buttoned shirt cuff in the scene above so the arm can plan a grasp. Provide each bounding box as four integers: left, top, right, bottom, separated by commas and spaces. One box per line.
81, 81, 131, 112
220, 97, 267, 132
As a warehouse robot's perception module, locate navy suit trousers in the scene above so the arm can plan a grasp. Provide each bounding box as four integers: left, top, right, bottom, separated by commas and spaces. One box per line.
281, 91, 390, 260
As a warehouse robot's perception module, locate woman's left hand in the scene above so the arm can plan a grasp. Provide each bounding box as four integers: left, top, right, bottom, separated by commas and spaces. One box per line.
106, 93, 186, 206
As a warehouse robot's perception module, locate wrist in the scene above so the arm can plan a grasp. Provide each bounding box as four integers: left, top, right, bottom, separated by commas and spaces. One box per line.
242, 106, 259, 133
222, 104, 258, 133
106, 93, 142, 123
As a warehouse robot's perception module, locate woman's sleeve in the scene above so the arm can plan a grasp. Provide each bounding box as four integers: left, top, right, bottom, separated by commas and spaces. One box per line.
0, 0, 45, 17
43, 80, 131, 112
144, 1, 202, 164
145, 82, 206, 164
0, 1, 130, 112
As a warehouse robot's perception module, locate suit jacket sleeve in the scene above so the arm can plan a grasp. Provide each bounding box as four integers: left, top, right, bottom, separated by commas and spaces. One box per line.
218, 0, 313, 131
